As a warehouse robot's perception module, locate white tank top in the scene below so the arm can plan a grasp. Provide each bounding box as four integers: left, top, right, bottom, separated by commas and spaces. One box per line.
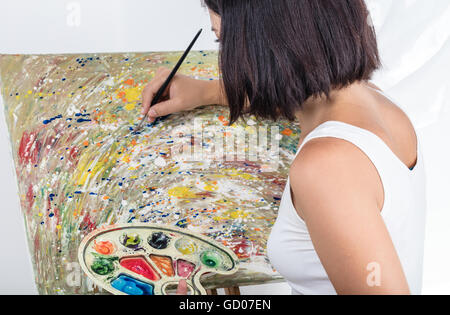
267, 119, 427, 295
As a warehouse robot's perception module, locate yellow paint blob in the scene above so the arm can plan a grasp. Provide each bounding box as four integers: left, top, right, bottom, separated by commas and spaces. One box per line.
175, 238, 197, 255
228, 168, 258, 181
168, 187, 197, 198
203, 183, 218, 192
124, 102, 136, 111
230, 210, 248, 219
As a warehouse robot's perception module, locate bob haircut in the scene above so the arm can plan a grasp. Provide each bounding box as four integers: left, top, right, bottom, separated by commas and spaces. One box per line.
203, 0, 381, 124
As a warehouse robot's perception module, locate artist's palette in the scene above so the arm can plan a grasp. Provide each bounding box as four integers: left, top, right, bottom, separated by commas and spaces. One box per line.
78, 223, 239, 295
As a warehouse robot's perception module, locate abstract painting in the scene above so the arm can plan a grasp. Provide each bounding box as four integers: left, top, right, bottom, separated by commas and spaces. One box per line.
0, 51, 301, 294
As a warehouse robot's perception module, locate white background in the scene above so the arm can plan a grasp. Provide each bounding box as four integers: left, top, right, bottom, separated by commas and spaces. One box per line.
0, 0, 449, 294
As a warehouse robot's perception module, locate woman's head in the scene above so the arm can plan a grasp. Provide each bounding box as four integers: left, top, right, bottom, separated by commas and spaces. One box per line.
203, 0, 380, 124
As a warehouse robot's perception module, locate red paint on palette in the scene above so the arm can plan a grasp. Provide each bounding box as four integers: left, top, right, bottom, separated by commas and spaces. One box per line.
177, 259, 196, 278
120, 257, 161, 281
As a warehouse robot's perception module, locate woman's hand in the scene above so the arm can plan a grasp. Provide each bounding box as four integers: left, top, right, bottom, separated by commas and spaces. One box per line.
141, 67, 226, 123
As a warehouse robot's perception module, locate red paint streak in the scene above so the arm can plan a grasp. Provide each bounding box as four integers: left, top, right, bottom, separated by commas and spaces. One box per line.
26, 184, 34, 210
67, 147, 79, 162
33, 229, 40, 252
80, 213, 96, 232
42, 135, 61, 159
18, 131, 41, 165
197, 191, 214, 198
230, 239, 253, 259
46, 195, 52, 211
52, 207, 61, 227
272, 178, 286, 186
120, 257, 160, 281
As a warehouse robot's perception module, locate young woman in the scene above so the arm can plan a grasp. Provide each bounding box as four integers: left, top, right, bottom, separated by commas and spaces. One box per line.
141, 0, 426, 295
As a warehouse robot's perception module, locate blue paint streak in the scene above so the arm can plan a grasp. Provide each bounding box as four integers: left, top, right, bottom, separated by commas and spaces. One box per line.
43, 114, 63, 125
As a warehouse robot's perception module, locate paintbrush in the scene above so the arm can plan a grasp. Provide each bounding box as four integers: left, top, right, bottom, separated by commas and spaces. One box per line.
132, 28, 203, 135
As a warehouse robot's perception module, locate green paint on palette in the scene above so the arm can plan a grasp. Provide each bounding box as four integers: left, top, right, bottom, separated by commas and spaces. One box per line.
121, 233, 141, 248
91, 255, 118, 275
201, 251, 221, 268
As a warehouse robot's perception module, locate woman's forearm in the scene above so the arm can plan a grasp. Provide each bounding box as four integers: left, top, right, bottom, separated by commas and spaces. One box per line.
205, 79, 229, 107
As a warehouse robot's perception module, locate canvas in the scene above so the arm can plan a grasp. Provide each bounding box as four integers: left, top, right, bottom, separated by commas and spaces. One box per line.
0, 51, 300, 294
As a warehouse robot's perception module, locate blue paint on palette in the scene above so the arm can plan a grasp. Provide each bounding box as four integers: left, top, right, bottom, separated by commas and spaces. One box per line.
111, 275, 154, 295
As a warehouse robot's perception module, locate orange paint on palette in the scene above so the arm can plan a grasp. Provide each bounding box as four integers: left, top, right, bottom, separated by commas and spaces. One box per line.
150, 255, 174, 277
93, 240, 115, 255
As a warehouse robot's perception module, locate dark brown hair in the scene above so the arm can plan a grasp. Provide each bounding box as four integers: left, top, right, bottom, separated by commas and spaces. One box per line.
203, 0, 381, 124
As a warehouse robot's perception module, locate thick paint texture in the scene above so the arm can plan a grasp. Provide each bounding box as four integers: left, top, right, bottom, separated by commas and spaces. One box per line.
120, 257, 160, 281
111, 275, 154, 295
148, 232, 170, 249
150, 255, 174, 277
0, 51, 301, 294
93, 240, 115, 255
91, 255, 117, 275
177, 259, 196, 278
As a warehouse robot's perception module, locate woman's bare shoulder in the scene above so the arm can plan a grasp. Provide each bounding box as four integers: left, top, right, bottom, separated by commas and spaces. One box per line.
289, 137, 384, 217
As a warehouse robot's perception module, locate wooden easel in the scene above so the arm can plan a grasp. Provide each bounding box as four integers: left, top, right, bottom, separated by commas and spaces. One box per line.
207, 286, 241, 295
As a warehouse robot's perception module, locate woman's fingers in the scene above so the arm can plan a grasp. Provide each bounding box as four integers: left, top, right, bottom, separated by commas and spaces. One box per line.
146, 98, 182, 122
141, 68, 171, 115
176, 279, 188, 295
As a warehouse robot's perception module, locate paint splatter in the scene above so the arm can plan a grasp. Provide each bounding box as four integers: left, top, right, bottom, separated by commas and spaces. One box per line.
0, 51, 301, 294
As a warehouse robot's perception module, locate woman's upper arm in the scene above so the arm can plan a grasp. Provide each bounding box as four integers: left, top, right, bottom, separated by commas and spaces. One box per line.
289, 138, 410, 294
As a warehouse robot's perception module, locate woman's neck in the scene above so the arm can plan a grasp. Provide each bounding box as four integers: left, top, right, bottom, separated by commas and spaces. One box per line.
296, 81, 375, 137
